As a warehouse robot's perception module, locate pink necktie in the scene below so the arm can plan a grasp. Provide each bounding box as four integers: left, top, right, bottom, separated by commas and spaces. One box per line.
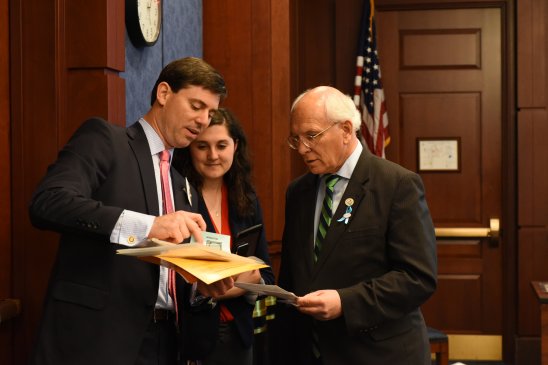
160, 150, 174, 214
159, 150, 178, 323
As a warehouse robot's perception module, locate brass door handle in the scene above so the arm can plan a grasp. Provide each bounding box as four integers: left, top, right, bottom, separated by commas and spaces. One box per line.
435, 218, 500, 245
0, 298, 21, 325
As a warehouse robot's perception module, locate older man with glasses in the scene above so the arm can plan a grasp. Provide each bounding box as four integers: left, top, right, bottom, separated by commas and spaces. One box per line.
270, 86, 438, 365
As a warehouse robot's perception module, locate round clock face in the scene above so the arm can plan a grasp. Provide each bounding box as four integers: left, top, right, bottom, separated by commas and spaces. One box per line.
126, 0, 162, 47
138, 0, 161, 44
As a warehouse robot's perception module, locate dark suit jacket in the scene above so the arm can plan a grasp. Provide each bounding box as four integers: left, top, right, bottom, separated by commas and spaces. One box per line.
28, 118, 208, 365
272, 147, 437, 365
196, 193, 275, 352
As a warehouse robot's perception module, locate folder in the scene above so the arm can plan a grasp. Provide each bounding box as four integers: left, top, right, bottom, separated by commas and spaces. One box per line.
117, 239, 268, 284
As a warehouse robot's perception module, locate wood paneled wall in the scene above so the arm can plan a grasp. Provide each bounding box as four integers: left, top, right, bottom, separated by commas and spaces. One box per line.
517, 0, 548, 342
515, 0, 548, 362
0, 0, 11, 362
10, 1, 59, 363
8, 0, 125, 362
65, 0, 126, 140
203, 0, 293, 276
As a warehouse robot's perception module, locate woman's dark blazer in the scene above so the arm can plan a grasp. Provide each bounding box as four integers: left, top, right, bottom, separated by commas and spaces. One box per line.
197, 192, 275, 350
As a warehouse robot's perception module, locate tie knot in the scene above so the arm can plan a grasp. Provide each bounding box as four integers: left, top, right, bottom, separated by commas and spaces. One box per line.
160, 150, 170, 163
325, 174, 340, 190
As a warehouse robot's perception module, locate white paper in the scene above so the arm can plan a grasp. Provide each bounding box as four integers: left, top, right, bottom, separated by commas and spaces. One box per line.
191, 231, 231, 253
235, 282, 299, 304
116, 243, 181, 256
117, 241, 230, 261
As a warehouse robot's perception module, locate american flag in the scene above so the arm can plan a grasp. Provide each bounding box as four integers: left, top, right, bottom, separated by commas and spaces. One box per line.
353, 0, 390, 158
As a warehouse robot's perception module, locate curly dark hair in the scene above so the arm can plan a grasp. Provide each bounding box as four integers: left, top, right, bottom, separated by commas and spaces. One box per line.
173, 108, 256, 218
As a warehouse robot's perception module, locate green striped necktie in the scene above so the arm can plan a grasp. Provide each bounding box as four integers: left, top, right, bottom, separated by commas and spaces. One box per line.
314, 174, 340, 263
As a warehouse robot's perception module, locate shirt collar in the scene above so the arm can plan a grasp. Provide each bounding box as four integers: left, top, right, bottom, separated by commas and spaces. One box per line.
139, 118, 172, 158
326, 141, 362, 181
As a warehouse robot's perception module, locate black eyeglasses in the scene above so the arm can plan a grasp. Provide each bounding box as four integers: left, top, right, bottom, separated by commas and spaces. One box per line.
286, 123, 337, 150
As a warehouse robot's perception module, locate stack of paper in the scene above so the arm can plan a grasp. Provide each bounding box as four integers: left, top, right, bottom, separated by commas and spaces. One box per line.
117, 239, 268, 284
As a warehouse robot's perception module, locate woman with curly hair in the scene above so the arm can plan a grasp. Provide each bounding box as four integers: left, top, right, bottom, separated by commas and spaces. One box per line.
174, 108, 275, 365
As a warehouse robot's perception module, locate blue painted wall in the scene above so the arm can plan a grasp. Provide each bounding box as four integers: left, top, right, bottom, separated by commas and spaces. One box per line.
123, 0, 203, 125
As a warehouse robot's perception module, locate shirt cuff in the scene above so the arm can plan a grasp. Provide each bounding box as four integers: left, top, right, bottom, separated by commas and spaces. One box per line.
110, 210, 155, 247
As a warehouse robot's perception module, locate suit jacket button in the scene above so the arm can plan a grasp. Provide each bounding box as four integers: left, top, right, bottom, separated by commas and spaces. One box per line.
127, 236, 136, 244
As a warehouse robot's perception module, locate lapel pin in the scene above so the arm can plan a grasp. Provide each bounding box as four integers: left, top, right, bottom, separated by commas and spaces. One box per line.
337, 198, 354, 225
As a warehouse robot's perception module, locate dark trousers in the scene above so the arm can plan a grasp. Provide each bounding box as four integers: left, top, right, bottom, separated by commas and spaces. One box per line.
135, 318, 178, 365
201, 321, 252, 365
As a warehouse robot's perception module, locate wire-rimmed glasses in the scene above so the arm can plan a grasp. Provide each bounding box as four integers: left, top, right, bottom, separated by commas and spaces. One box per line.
286, 122, 337, 150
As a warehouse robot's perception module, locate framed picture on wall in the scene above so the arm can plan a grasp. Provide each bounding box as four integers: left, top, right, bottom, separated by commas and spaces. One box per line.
417, 137, 460, 172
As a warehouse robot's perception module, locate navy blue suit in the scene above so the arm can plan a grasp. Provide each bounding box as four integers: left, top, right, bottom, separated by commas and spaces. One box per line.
29, 118, 208, 364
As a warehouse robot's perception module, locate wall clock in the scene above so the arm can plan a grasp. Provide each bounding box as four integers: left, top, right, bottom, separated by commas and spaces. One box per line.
126, 0, 162, 47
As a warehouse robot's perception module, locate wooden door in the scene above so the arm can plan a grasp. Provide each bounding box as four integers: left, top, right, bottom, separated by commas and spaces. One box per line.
377, 6, 503, 356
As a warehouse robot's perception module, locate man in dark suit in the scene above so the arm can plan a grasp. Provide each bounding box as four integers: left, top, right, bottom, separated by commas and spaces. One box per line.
29, 57, 233, 365
272, 86, 437, 365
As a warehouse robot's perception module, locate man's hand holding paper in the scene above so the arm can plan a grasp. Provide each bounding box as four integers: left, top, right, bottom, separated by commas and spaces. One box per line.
295, 289, 342, 321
